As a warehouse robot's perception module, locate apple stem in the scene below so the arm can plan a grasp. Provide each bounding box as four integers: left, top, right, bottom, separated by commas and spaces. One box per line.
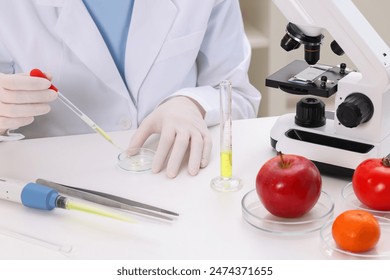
382, 154, 390, 167
277, 151, 291, 168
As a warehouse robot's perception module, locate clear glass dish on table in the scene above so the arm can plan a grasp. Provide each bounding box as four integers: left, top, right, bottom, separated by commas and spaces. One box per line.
117, 148, 155, 173
241, 189, 334, 236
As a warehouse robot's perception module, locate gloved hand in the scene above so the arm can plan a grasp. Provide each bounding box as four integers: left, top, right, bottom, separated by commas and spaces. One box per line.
0, 72, 57, 135
128, 96, 212, 178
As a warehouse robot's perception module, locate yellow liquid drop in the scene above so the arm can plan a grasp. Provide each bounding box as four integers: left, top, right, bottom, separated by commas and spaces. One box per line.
220, 150, 232, 178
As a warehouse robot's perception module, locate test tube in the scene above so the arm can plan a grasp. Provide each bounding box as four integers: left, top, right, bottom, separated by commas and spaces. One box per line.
210, 80, 243, 192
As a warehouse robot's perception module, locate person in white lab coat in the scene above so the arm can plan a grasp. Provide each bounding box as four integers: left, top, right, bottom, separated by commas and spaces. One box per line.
0, 0, 260, 178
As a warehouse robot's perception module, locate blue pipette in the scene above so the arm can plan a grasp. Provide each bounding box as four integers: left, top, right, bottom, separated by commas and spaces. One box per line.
0, 178, 135, 223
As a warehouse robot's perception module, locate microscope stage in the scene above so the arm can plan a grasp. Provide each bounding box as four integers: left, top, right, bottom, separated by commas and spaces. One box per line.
266, 60, 351, 97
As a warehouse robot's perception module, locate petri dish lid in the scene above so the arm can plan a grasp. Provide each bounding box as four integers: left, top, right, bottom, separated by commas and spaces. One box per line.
320, 216, 390, 259
117, 148, 155, 173
341, 182, 390, 219
241, 189, 334, 236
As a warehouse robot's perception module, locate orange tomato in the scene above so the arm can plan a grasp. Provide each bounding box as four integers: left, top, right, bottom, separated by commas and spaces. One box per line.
332, 210, 381, 253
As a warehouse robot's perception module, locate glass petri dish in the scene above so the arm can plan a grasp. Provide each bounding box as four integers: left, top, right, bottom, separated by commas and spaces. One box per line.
241, 189, 334, 236
341, 182, 390, 219
320, 216, 390, 259
117, 148, 155, 173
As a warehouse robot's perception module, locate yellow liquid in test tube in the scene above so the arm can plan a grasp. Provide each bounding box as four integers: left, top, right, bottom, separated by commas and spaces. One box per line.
220, 150, 232, 178
210, 81, 242, 192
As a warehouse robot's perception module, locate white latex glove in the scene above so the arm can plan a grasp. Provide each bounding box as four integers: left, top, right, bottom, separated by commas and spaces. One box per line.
0, 72, 57, 135
128, 96, 212, 178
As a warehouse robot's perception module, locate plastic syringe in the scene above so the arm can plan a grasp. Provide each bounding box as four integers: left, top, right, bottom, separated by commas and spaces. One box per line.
0, 178, 135, 223
30, 69, 122, 151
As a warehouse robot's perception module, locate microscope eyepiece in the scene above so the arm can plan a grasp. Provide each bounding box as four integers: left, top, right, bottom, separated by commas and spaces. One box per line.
281, 23, 323, 65
281, 33, 301, 51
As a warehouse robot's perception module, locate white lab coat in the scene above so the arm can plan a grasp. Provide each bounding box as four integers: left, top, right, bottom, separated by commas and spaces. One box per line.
0, 0, 260, 139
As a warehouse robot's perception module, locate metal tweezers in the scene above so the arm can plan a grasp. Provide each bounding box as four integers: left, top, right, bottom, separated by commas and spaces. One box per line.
36, 178, 179, 221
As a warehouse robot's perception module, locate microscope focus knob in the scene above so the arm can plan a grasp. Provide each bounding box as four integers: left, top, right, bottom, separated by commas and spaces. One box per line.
295, 97, 326, 127
336, 93, 374, 128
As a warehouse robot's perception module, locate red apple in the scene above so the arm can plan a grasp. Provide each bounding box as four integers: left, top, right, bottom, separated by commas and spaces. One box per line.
256, 152, 322, 218
352, 156, 390, 211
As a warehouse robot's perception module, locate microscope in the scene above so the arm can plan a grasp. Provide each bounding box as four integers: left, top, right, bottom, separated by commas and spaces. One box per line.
266, 0, 390, 177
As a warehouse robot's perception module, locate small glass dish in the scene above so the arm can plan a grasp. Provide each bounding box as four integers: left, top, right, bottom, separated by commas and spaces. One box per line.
341, 182, 390, 219
320, 216, 390, 259
241, 189, 334, 236
117, 148, 155, 173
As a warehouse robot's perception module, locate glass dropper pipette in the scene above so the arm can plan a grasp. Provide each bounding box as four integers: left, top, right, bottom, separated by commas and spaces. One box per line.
30, 69, 123, 151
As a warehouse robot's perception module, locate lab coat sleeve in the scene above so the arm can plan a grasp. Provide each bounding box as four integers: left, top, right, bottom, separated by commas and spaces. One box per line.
0, 40, 15, 74
167, 0, 261, 126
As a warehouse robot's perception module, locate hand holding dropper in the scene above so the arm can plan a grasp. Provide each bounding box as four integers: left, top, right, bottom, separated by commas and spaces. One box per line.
30, 69, 123, 151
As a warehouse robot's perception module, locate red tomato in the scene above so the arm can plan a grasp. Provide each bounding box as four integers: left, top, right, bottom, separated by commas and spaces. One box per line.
352, 157, 390, 211
256, 153, 322, 218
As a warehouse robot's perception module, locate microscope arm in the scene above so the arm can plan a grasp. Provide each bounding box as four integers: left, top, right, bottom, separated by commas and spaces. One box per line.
273, 0, 390, 86
273, 0, 390, 143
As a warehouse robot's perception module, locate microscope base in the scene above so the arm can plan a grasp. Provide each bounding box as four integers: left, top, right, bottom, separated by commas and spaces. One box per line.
270, 113, 390, 178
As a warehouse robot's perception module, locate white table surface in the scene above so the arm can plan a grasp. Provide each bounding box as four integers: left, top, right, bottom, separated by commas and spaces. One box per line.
0, 117, 360, 260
